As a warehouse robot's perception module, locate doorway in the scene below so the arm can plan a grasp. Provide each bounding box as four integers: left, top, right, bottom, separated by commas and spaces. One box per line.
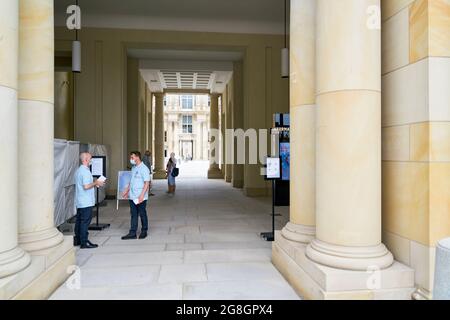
180, 140, 193, 161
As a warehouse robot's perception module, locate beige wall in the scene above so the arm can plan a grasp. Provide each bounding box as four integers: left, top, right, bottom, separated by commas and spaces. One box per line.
55, 27, 289, 195
127, 58, 151, 162
126, 57, 139, 157
381, 0, 450, 297
54, 71, 74, 140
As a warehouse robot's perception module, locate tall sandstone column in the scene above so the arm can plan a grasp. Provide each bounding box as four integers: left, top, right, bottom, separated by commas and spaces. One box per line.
225, 90, 233, 183
0, 0, 31, 278
18, 0, 64, 252
231, 62, 244, 188
306, 0, 393, 270
281, 0, 316, 244
153, 93, 166, 179
208, 93, 223, 179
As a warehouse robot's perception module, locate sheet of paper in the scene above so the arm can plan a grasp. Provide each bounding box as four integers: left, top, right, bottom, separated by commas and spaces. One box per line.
98, 175, 107, 182
133, 198, 140, 205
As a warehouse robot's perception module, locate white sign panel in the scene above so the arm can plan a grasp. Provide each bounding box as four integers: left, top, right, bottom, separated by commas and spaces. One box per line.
266, 157, 281, 179
91, 157, 104, 177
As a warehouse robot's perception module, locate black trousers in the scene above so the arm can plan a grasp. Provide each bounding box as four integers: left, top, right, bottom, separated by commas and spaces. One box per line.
74, 206, 93, 245
129, 200, 148, 235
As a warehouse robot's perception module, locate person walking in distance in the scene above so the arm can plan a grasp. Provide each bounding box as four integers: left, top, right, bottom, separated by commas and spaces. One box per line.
166, 152, 178, 195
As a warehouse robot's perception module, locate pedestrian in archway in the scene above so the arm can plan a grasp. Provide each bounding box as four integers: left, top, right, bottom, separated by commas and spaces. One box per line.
166, 152, 178, 195
143, 150, 155, 196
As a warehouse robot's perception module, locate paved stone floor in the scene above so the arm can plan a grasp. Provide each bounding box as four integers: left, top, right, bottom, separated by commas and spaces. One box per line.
50, 161, 299, 300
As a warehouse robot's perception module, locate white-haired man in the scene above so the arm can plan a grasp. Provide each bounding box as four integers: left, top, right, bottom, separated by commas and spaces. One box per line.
74, 152, 104, 249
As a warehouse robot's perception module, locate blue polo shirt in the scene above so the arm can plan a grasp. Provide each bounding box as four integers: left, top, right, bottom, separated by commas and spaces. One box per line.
129, 162, 151, 201
75, 165, 95, 209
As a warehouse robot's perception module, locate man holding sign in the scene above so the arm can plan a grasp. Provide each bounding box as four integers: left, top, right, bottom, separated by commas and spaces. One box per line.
121, 151, 151, 240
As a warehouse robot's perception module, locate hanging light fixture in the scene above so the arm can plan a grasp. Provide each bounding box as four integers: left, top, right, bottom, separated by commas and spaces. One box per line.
281, 0, 289, 78
72, 0, 81, 73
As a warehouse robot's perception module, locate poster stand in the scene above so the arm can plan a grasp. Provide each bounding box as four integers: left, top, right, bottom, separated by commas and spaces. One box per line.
261, 157, 281, 242
88, 156, 110, 231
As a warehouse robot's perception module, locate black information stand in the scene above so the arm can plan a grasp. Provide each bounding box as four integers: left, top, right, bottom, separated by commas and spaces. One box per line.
88, 156, 110, 231
261, 179, 277, 242
261, 157, 281, 242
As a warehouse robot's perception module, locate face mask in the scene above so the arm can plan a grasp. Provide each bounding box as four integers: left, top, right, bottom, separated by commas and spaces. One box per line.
130, 159, 136, 166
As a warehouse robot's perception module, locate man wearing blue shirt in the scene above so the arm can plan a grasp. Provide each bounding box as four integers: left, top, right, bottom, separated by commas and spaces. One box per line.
121, 151, 151, 240
74, 152, 104, 249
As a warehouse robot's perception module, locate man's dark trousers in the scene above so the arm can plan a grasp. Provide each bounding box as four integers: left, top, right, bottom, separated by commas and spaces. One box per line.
74, 206, 93, 245
129, 200, 148, 236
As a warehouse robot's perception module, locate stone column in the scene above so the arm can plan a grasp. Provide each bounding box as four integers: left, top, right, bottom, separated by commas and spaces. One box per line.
18, 0, 64, 252
231, 61, 244, 188
221, 101, 225, 174
208, 93, 223, 179
281, 0, 316, 244
146, 88, 152, 152
225, 97, 232, 183
0, 0, 31, 278
153, 93, 166, 179
305, 0, 393, 271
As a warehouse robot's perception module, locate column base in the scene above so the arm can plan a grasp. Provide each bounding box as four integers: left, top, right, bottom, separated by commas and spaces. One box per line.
232, 179, 244, 189
152, 170, 167, 180
272, 231, 416, 300
306, 239, 394, 271
0, 246, 31, 279
281, 222, 315, 244
412, 288, 432, 300
19, 226, 64, 253
0, 236, 75, 300
243, 187, 268, 197
207, 168, 223, 179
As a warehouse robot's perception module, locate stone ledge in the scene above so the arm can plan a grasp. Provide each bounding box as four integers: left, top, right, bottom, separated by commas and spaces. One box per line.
243, 187, 268, 197
152, 170, 167, 180
207, 169, 224, 179
272, 231, 416, 300
0, 236, 75, 300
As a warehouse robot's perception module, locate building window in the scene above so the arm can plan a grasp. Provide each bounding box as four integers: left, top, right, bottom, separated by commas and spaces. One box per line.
163, 96, 167, 106
182, 115, 193, 133
164, 130, 167, 142
182, 95, 193, 109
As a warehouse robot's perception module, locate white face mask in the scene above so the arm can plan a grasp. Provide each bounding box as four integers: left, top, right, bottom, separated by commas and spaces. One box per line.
130, 159, 136, 166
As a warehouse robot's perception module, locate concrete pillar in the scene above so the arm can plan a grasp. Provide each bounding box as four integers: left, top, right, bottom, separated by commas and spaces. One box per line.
281, 0, 316, 244
0, 0, 31, 278
17, 0, 64, 252
433, 238, 450, 300
153, 93, 166, 179
225, 95, 232, 183
231, 62, 244, 188
220, 98, 226, 175
305, 0, 393, 271
208, 93, 223, 179
146, 87, 152, 152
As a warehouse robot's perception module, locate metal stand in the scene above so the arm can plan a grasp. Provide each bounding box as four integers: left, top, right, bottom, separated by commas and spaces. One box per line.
261, 179, 276, 242
89, 187, 110, 231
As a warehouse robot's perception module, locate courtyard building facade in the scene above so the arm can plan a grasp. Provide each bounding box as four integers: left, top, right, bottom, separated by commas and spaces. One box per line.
164, 94, 211, 161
